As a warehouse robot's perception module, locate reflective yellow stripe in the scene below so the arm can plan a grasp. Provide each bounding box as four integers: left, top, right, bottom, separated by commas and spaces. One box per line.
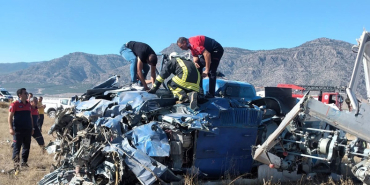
172, 76, 200, 92
176, 58, 188, 81
174, 58, 200, 92
153, 84, 157, 88
156, 75, 164, 83
195, 64, 200, 86
168, 86, 183, 99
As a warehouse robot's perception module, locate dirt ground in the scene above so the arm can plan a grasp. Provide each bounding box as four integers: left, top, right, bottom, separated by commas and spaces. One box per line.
0, 102, 55, 185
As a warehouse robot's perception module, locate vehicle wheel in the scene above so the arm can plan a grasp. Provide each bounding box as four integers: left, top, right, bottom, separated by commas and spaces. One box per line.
48, 111, 56, 118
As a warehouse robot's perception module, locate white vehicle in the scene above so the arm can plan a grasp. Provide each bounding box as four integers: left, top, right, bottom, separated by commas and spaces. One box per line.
59, 98, 74, 109
44, 97, 74, 118
0, 88, 13, 102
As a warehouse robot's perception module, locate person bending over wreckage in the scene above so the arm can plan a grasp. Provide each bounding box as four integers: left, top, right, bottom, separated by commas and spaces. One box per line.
147, 52, 200, 109
177, 36, 224, 98
119, 41, 157, 91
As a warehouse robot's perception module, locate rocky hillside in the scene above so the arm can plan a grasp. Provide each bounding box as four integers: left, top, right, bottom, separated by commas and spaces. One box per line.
1, 38, 365, 96
1, 52, 131, 85
162, 38, 360, 92
219, 38, 356, 88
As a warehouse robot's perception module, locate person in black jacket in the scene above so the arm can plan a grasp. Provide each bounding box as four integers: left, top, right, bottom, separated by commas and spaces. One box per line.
148, 52, 200, 109
119, 41, 157, 90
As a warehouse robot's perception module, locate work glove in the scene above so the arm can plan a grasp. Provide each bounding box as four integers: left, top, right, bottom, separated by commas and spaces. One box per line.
147, 87, 158, 94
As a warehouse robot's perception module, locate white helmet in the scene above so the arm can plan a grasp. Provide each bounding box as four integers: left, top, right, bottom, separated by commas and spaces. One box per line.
169, 52, 179, 60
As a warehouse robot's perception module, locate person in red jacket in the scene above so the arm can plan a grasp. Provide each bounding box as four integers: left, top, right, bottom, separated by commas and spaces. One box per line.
30, 97, 45, 153
8, 88, 34, 169
177, 36, 224, 98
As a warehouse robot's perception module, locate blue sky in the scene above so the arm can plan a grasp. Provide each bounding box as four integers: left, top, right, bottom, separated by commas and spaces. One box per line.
0, 0, 369, 63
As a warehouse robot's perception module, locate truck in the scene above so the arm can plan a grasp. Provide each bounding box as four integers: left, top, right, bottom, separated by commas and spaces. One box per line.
277, 84, 346, 110
44, 97, 75, 118
0, 87, 13, 102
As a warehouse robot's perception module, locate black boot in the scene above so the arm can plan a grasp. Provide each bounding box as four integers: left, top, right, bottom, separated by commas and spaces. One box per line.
188, 92, 198, 110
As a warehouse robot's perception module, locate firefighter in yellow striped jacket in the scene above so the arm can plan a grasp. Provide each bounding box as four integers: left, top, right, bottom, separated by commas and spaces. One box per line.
148, 52, 200, 108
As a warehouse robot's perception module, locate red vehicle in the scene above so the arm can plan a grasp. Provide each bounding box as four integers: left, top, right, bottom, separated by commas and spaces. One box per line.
277, 84, 345, 110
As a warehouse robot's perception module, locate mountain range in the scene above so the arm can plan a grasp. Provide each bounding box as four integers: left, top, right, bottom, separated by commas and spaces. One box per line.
0, 38, 365, 97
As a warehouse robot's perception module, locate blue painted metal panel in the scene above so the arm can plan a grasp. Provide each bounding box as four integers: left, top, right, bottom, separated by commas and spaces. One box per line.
219, 108, 263, 127
194, 128, 256, 177
199, 99, 263, 127
194, 98, 262, 177
202, 79, 258, 101
196, 128, 257, 158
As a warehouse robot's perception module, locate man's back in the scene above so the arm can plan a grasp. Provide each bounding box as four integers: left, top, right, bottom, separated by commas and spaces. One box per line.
126, 41, 156, 63
173, 57, 199, 83
188, 36, 223, 56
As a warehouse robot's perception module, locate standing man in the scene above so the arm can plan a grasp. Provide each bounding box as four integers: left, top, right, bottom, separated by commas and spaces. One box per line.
177, 36, 224, 98
27, 93, 33, 102
30, 97, 45, 153
8, 88, 34, 169
37, 96, 46, 132
120, 41, 158, 91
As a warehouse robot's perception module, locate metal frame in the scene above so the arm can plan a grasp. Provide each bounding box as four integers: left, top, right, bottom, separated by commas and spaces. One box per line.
347, 31, 370, 111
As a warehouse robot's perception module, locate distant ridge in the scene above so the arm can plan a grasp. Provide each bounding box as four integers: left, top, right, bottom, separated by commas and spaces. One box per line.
0, 62, 40, 74
1, 38, 364, 97
1, 52, 130, 85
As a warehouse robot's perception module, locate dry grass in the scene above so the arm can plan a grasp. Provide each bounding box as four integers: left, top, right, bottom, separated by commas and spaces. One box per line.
0, 102, 55, 185
0, 102, 10, 109
260, 175, 356, 185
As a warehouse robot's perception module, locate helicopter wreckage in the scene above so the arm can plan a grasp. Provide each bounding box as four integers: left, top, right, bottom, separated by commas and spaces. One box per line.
39, 30, 370, 184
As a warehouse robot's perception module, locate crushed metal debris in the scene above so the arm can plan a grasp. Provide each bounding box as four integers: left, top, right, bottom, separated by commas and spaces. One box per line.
38, 75, 263, 185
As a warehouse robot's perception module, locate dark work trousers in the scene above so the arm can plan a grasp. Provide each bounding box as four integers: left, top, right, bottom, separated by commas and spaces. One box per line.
198, 49, 224, 96
13, 129, 32, 163
167, 79, 190, 100
32, 115, 45, 146
38, 114, 44, 131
